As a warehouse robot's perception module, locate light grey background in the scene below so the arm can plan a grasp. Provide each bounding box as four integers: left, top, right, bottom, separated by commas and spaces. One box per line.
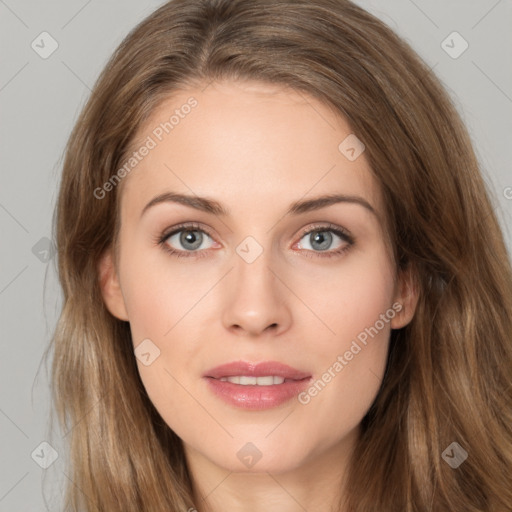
1, 1, 511, 510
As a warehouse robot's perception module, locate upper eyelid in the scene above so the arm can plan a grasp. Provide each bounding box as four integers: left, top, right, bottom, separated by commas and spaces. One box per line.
297, 222, 352, 238
162, 222, 214, 240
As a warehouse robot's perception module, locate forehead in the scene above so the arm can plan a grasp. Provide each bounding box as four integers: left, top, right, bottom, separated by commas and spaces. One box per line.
119, 80, 383, 222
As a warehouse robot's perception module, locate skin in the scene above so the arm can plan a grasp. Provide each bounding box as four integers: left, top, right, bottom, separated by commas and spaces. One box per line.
99, 80, 419, 512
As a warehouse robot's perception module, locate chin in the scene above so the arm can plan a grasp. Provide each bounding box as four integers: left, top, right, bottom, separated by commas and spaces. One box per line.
199, 436, 309, 474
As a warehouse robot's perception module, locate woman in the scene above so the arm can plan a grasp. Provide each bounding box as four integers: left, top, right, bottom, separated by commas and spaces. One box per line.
50, 0, 512, 510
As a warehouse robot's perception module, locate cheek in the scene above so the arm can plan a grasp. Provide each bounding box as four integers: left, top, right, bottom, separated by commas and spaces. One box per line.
119, 248, 214, 415
120, 256, 207, 435
291, 242, 396, 351
291, 247, 395, 431
119, 245, 213, 346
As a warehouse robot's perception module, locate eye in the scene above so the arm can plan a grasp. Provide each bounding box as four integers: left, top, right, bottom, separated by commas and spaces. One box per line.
295, 224, 354, 258
167, 229, 213, 251
158, 223, 217, 258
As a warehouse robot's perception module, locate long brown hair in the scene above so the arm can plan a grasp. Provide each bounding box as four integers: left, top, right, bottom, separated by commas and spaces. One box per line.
49, 0, 512, 510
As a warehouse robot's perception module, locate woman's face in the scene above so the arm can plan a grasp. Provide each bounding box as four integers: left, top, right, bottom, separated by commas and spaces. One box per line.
100, 80, 416, 475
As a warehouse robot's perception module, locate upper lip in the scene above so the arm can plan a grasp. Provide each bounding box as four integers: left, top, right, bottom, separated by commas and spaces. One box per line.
204, 361, 311, 380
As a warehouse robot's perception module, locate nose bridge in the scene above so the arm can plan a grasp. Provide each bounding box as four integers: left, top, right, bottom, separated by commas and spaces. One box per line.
235, 246, 272, 291
232, 235, 280, 303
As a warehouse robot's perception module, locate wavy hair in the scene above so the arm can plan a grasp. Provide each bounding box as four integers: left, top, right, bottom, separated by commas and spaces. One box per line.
49, 0, 512, 510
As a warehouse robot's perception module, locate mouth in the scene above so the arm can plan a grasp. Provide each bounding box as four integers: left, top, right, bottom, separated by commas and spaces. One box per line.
203, 360, 312, 410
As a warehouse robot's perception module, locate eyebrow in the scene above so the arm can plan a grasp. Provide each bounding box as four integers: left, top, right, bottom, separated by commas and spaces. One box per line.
140, 191, 377, 219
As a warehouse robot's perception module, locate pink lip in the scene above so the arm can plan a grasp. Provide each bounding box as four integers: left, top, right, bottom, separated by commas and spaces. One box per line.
204, 360, 311, 380
203, 360, 312, 410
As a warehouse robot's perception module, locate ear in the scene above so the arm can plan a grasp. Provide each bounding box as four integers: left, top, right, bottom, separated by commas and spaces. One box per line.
390, 262, 419, 329
98, 249, 129, 321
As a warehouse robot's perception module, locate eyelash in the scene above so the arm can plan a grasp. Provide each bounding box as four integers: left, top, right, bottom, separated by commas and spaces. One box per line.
155, 222, 355, 260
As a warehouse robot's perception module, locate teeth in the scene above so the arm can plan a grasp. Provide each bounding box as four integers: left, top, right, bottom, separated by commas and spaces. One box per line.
218, 376, 286, 385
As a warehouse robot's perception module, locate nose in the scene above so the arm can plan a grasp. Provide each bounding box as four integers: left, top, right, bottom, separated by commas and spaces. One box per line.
221, 248, 292, 337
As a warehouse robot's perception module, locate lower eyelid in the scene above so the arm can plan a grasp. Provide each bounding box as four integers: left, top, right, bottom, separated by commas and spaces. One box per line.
299, 244, 352, 259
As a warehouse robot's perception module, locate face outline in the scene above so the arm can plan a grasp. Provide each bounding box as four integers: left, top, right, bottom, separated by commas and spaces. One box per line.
99, 80, 418, 482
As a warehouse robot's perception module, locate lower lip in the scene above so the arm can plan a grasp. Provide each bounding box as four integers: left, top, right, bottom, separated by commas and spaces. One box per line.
204, 377, 311, 410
